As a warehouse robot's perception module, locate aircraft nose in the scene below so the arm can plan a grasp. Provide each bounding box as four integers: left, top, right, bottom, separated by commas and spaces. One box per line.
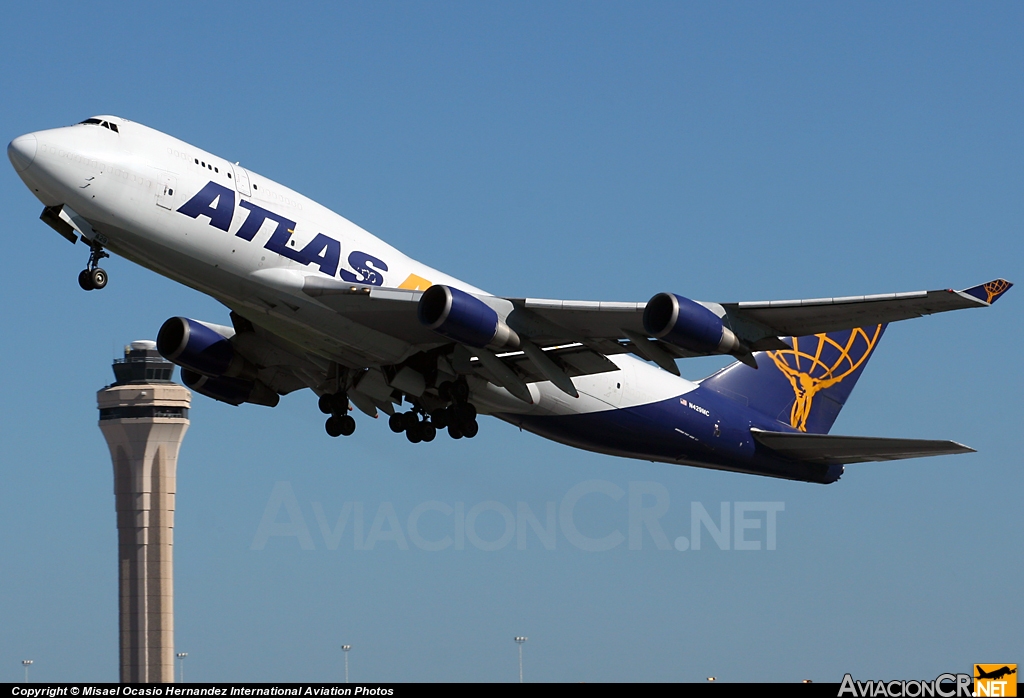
8, 133, 37, 173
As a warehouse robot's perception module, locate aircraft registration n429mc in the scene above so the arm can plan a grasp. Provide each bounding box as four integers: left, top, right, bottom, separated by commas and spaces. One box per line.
8, 115, 1013, 484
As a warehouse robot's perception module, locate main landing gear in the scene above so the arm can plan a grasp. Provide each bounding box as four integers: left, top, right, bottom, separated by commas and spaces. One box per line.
78, 240, 109, 291
388, 380, 479, 443
319, 392, 356, 437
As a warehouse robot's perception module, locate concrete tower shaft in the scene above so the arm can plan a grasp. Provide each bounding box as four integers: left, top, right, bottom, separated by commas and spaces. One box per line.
98, 340, 190, 684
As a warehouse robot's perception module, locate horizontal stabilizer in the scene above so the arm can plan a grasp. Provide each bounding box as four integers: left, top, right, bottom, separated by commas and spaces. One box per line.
750, 428, 974, 465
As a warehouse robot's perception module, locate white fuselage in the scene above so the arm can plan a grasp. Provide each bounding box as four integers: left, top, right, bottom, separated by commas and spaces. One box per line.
10, 116, 696, 421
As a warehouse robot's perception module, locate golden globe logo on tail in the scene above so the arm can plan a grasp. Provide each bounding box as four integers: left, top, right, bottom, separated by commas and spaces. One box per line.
767, 325, 884, 432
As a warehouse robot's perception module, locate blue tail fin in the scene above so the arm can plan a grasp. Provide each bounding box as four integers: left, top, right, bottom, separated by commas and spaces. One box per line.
701, 325, 887, 434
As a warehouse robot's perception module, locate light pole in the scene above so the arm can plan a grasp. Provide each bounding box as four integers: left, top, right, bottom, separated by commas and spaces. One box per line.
22, 660, 33, 683
341, 645, 351, 683
514, 637, 527, 683
176, 653, 188, 683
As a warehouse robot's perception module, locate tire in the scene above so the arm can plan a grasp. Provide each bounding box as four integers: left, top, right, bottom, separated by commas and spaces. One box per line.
318, 394, 333, 414
389, 413, 405, 433
461, 402, 477, 421
329, 393, 348, 415
452, 381, 469, 402
462, 420, 479, 438
421, 423, 436, 442
340, 415, 356, 436
78, 269, 94, 291
430, 408, 448, 429
90, 268, 108, 290
448, 426, 463, 440
406, 426, 422, 443
438, 381, 453, 400
325, 416, 344, 437
402, 412, 419, 431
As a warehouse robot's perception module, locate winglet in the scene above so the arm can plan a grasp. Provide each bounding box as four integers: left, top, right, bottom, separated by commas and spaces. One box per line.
961, 279, 1013, 306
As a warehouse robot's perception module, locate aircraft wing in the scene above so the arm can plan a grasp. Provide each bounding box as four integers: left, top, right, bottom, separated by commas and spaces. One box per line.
719, 279, 1014, 337
501, 279, 1012, 375
509, 279, 1012, 343
750, 429, 975, 465
300, 277, 1012, 387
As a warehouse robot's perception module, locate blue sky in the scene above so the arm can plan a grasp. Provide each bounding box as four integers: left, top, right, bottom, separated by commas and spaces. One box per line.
1, 1, 1021, 683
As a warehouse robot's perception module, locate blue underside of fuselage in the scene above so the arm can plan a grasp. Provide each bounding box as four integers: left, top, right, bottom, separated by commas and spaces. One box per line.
497, 386, 844, 484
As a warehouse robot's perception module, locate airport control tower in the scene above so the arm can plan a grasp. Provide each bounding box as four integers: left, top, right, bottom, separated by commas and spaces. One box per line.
98, 341, 190, 683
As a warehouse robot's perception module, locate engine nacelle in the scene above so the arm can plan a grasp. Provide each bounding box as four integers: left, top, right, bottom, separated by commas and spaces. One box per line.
417, 285, 519, 349
180, 369, 280, 408
157, 317, 253, 378
643, 293, 741, 355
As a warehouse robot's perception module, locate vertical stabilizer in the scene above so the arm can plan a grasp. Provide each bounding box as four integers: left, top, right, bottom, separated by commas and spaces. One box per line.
700, 325, 887, 434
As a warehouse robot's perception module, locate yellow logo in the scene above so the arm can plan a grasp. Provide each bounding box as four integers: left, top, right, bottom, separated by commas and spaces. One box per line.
767, 325, 884, 432
983, 279, 1012, 305
398, 274, 433, 291
975, 665, 1017, 697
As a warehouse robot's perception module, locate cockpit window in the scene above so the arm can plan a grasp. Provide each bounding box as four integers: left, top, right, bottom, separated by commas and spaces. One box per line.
78, 118, 119, 133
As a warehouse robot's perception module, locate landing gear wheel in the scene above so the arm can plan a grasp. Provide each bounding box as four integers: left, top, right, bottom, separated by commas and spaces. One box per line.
90, 268, 108, 290
406, 425, 422, 443
402, 411, 419, 432
318, 394, 333, 414
460, 402, 477, 422
329, 393, 349, 415
448, 426, 463, 439
430, 408, 448, 429
80, 241, 110, 291
462, 420, 479, 438
421, 423, 437, 442
389, 413, 405, 433
325, 416, 344, 437
452, 380, 469, 402
339, 415, 356, 436
78, 270, 94, 291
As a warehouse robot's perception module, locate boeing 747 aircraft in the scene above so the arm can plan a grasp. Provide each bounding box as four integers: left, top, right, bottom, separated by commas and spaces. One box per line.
8, 116, 1012, 483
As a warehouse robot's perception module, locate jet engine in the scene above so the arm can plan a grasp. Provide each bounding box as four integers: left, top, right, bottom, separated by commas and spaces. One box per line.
643, 293, 741, 355
180, 369, 279, 408
157, 317, 254, 378
418, 285, 519, 349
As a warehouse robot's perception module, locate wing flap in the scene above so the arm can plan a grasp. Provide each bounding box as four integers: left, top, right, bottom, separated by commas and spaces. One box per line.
750, 428, 975, 465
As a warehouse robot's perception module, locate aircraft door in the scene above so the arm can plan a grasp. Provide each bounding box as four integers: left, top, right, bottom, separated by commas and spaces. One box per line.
156, 175, 177, 210
231, 164, 252, 197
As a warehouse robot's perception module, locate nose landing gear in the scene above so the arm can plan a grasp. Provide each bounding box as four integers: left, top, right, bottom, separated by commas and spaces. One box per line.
78, 240, 109, 291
